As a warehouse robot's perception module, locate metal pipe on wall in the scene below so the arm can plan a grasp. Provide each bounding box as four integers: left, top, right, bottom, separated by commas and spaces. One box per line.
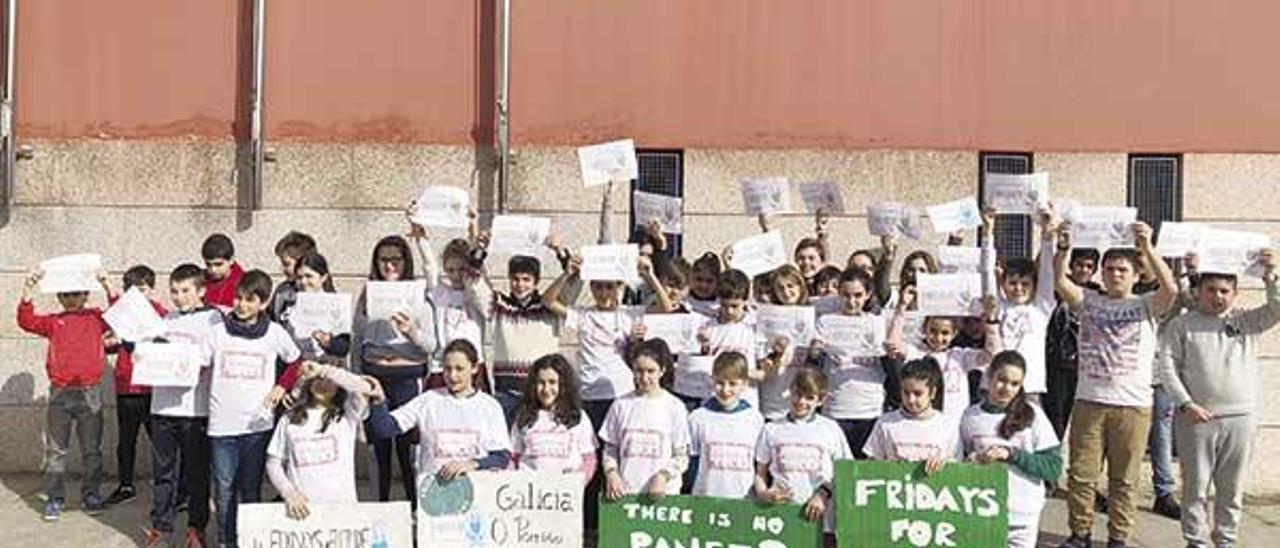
250, 0, 266, 210
1, 0, 16, 226
495, 0, 511, 213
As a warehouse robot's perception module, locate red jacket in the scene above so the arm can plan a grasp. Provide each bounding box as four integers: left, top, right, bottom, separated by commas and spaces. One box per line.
204, 262, 245, 310
17, 300, 110, 388
107, 296, 169, 395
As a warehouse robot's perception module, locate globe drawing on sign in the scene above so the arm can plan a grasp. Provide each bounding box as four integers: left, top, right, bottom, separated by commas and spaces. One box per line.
420, 474, 474, 517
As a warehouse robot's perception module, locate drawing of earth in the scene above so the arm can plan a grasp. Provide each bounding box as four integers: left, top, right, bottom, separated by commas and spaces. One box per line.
420, 474, 474, 517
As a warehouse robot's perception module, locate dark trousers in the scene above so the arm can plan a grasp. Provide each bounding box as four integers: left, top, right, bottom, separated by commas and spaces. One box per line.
835, 418, 878, 460
583, 399, 613, 532
370, 377, 419, 503
1045, 366, 1079, 440
149, 415, 210, 533
114, 393, 152, 486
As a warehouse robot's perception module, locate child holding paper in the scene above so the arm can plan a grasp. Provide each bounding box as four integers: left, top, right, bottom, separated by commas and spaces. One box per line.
267, 361, 382, 520
406, 216, 489, 391
688, 351, 764, 498
863, 357, 961, 470
511, 353, 597, 477
960, 350, 1062, 548
755, 265, 814, 421
200, 233, 245, 310
686, 252, 724, 317
690, 270, 759, 411
601, 339, 691, 499
17, 268, 111, 521
282, 252, 350, 362
269, 231, 317, 322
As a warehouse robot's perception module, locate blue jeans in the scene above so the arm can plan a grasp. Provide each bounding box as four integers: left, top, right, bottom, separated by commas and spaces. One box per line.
1149, 386, 1176, 499
210, 431, 271, 546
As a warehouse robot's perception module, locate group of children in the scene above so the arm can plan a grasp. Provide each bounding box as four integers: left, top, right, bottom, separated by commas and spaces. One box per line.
17, 193, 1277, 548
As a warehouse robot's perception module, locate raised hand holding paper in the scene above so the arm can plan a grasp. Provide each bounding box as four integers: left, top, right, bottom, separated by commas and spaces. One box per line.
364, 280, 427, 320
730, 231, 787, 276
798, 181, 845, 213
103, 287, 166, 342
935, 246, 983, 274
1064, 205, 1138, 250
488, 215, 552, 255
983, 172, 1049, 214
927, 198, 983, 234
1196, 228, 1271, 277
867, 202, 924, 240
577, 138, 638, 187
740, 177, 791, 215
410, 186, 469, 229
39, 253, 102, 293
632, 191, 683, 234
916, 273, 983, 316
579, 244, 640, 282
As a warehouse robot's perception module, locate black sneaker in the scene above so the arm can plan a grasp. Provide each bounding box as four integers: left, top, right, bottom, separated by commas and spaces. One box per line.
1153, 494, 1182, 520
1106, 539, 1127, 548
105, 485, 137, 506
1057, 533, 1091, 548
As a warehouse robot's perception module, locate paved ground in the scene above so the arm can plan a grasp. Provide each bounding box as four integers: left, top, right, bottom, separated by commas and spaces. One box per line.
3, 472, 1279, 547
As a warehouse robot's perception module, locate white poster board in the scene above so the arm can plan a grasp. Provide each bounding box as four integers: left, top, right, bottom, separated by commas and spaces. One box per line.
866, 203, 924, 240
103, 287, 166, 342
411, 186, 470, 229
1065, 206, 1137, 250
417, 470, 583, 548
631, 191, 683, 234
730, 231, 788, 277
798, 181, 845, 213
916, 273, 983, 317
755, 305, 817, 347
926, 198, 983, 234
816, 314, 886, 358
642, 314, 700, 354
1197, 228, 1271, 277
935, 246, 983, 275
578, 244, 640, 282
131, 342, 202, 388
489, 215, 552, 255
239, 501, 413, 548
577, 139, 638, 187
291, 292, 354, 337
983, 172, 1049, 214
740, 178, 791, 215
364, 281, 427, 321
39, 253, 102, 294
1155, 221, 1207, 258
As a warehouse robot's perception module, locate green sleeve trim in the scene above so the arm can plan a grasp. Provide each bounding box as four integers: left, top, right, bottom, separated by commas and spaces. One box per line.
1009, 444, 1062, 483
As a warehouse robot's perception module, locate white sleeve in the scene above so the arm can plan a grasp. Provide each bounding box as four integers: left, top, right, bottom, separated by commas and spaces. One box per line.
598, 401, 621, 445
266, 416, 289, 461
274, 324, 302, 363
862, 418, 888, 460
563, 307, 583, 333
831, 422, 853, 461
389, 395, 426, 434
483, 398, 512, 452
1031, 406, 1060, 450
575, 414, 598, 455
671, 402, 692, 451
753, 424, 772, 464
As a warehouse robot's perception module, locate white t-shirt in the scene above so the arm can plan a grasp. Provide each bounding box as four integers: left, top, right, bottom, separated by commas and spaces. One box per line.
683, 297, 719, 318
266, 406, 363, 503
753, 412, 851, 531
207, 321, 301, 436
959, 403, 1059, 525
817, 312, 887, 420
599, 391, 691, 495
905, 346, 987, 423
997, 301, 1053, 394
862, 410, 963, 462
390, 388, 511, 479
689, 404, 765, 498
511, 410, 596, 474
566, 307, 639, 401
1074, 292, 1160, 407
151, 309, 222, 418
430, 285, 485, 372
676, 317, 759, 402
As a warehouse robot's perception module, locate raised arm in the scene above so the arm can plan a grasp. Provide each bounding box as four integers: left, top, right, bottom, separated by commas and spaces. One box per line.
638, 256, 675, 312
1053, 225, 1084, 308
541, 254, 579, 319
598, 182, 615, 245
980, 207, 999, 302
874, 235, 898, 307
1135, 222, 1178, 317
1236, 250, 1280, 334
1033, 207, 1059, 308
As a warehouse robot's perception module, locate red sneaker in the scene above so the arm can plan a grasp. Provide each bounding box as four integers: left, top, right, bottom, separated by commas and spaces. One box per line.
141, 527, 170, 548
184, 528, 206, 548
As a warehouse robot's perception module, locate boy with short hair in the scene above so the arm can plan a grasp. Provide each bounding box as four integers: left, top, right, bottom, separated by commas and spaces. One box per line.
142, 263, 222, 548
17, 268, 111, 521
688, 352, 765, 498
201, 233, 245, 310
268, 231, 317, 322
1044, 247, 1101, 439
207, 270, 302, 548
690, 270, 761, 412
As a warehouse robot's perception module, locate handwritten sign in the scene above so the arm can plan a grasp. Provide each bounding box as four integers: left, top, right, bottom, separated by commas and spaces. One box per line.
1064, 205, 1137, 250
730, 231, 788, 277
926, 198, 983, 234
816, 314, 886, 358
1196, 228, 1271, 277
755, 305, 817, 347
935, 246, 983, 275
600, 494, 820, 548
867, 203, 924, 240
239, 502, 413, 548
364, 281, 426, 321
411, 186, 470, 229
835, 460, 1008, 548
131, 342, 202, 387
417, 470, 583, 547
632, 191, 684, 234
292, 292, 353, 337
1155, 221, 1207, 258
916, 273, 983, 317
642, 314, 700, 354
579, 244, 640, 282
798, 181, 845, 214
489, 215, 552, 255
578, 139, 638, 187
983, 172, 1048, 214
741, 178, 792, 215
39, 253, 102, 294
103, 287, 166, 342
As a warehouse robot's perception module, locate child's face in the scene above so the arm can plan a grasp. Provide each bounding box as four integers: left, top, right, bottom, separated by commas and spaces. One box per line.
1001, 273, 1034, 305
660, 277, 689, 305
772, 276, 805, 305
923, 318, 957, 352
232, 292, 267, 321
128, 284, 157, 300
712, 375, 747, 408
589, 280, 621, 309
442, 256, 468, 288
988, 365, 1024, 407
375, 246, 407, 281
1069, 258, 1097, 285
839, 279, 870, 315
56, 292, 89, 311
534, 367, 561, 410
1101, 257, 1137, 296
204, 258, 233, 281
690, 269, 717, 300
903, 257, 930, 284
816, 277, 839, 298
296, 265, 328, 293
848, 253, 875, 274
170, 279, 205, 312
795, 247, 823, 277
279, 254, 298, 281
718, 298, 749, 323
788, 390, 823, 420
632, 355, 664, 395
442, 351, 476, 395
900, 377, 936, 417
509, 272, 538, 299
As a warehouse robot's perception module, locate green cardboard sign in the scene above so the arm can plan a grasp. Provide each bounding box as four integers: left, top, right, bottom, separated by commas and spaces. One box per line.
600, 494, 822, 548
835, 461, 1008, 548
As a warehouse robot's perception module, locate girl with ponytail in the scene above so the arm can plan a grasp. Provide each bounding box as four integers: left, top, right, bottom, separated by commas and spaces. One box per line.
960, 350, 1062, 548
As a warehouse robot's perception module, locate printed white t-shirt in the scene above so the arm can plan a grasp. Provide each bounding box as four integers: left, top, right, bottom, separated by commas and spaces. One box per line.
390, 388, 511, 479
429, 285, 484, 372
207, 321, 300, 436
906, 346, 987, 423
1074, 292, 1160, 407
511, 409, 596, 474
266, 406, 362, 503
862, 409, 963, 462
817, 311, 888, 420
960, 403, 1059, 525
566, 307, 639, 401
688, 404, 765, 498
151, 309, 222, 418
676, 318, 758, 402
599, 391, 691, 495
753, 412, 852, 531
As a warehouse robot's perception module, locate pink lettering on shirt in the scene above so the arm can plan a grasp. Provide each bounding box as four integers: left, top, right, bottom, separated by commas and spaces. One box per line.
293, 434, 339, 467
432, 429, 481, 459
525, 430, 573, 459
775, 443, 826, 474
706, 442, 754, 472
220, 350, 268, 380
621, 429, 664, 459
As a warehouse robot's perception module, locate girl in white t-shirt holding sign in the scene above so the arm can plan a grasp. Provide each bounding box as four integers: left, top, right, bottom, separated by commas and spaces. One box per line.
511, 354, 597, 477
600, 339, 691, 499
863, 357, 962, 471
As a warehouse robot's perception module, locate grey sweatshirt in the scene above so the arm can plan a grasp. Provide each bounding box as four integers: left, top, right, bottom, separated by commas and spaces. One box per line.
1156, 277, 1280, 416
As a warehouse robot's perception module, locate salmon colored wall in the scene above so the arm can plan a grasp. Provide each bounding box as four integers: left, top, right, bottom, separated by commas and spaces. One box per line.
15, 1, 1280, 151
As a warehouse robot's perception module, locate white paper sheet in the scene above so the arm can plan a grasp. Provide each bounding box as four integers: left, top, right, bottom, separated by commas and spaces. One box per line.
488, 215, 552, 255
740, 177, 791, 215
1154, 222, 1207, 257
755, 305, 817, 347
916, 273, 983, 317
1066, 206, 1138, 250
577, 138, 638, 187
866, 202, 924, 240
730, 231, 788, 277
1196, 228, 1271, 277
364, 280, 427, 321
798, 181, 845, 213
240, 502, 413, 548
632, 191, 684, 234
131, 342, 202, 387
410, 186, 469, 229
816, 314, 886, 358
983, 172, 1049, 214
103, 287, 166, 342
642, 313, 700, 354
579, 244, 640, 282
935, 246, 983, 274
291, 292, 353, 338
38, 253, 102, 294
926, 198, 983, 234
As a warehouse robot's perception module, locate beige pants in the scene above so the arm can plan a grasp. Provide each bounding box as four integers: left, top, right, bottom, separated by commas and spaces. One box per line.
1065, 400, 1152, 542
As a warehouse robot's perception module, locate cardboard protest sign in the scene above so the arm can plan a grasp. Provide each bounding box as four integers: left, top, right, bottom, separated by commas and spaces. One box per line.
600, 494, 821, 548
835, 460, 1008, 548
578, 139, 638, 187
238, 501, 412, 548
1196, 228, 1271, 277
741, 178, 792, 215
291, 292, 353, 337
816, 314, 886, 358
755, 305, 817, 347
1154, 221, 1207, 258
643, 313, 700, 354
411, 186, 470, 229
983, 172, 1048, 214
1064, 205, 1137, 250
417, 470, 584, 547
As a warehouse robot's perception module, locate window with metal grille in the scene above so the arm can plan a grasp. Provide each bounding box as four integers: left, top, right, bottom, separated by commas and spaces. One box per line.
630, 149, 684, 257
1127, 154, 1182, 234
978, 152, 1034, 259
